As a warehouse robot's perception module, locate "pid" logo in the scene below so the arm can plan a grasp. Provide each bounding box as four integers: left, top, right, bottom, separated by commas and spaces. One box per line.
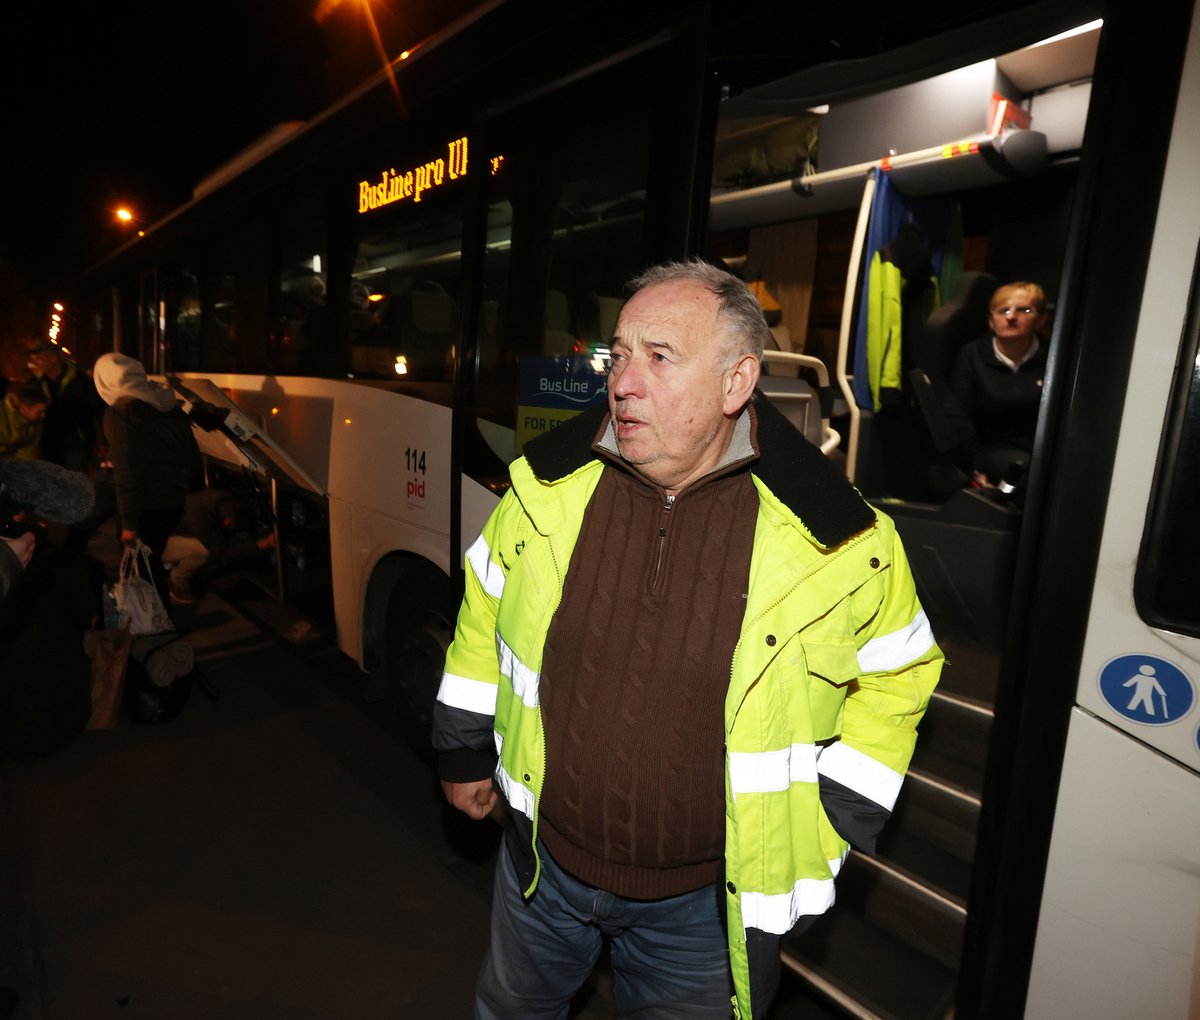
406, 447, 427, 501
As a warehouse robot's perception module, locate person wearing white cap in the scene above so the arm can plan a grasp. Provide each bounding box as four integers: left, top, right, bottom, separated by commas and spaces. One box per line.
94, 352, 201, 605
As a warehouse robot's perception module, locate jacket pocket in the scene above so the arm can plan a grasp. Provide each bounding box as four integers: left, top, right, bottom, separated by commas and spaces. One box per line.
803, 640, 860, 685
803, 639, 858, 740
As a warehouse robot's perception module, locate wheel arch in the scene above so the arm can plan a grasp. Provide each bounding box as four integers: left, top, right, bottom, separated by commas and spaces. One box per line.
361, 550, 453, 701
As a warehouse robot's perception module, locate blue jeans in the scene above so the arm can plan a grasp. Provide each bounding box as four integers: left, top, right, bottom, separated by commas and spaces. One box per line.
475, 838, 733, 1019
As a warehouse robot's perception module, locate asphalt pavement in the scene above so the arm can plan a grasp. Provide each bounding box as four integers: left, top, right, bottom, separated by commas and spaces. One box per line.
0, 530, 834, 1020
0, 559, 536, 1019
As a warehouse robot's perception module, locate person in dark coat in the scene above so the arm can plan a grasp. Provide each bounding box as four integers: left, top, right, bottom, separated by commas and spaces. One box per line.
93, 353, 202, 605
162, 488, 274, 602
946, 281, 1049, 486
29, 340, 103, 472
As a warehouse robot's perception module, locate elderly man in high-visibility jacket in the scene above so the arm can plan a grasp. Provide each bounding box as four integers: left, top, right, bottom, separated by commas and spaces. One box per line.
433, 259, 942, 1020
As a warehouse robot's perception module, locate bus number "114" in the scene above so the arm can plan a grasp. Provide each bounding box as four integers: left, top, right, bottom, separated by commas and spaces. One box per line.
405, 448, 427, 474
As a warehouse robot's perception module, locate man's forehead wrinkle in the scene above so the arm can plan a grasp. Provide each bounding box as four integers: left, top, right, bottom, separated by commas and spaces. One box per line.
617, 302, 719, 344
614, 328, 687, 358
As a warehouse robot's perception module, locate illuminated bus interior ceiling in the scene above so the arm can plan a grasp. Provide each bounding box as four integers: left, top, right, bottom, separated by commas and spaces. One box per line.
711, 21, 1100, 230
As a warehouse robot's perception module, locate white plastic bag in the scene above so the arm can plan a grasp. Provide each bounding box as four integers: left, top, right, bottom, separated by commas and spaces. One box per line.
114, 541, 174, 636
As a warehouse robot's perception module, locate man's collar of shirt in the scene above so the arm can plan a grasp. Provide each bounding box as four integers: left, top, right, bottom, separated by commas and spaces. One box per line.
991, 335, 1040, 373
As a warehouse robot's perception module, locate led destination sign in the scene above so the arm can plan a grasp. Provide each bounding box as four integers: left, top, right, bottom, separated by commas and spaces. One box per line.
357, 136, 478, 214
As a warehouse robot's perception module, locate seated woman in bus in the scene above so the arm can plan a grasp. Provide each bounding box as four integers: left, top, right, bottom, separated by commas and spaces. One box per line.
945, 281, 1049, 487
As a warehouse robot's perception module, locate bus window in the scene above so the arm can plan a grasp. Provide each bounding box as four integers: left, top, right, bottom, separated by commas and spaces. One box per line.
136, 268, 158, 370
207, 270, 239, 372
348, 193, 463, 395
163, 262, 202, 372
205, 225, 269, 374
1136, 252, 1200, 637
273, 199, 328, 376
474, 102, 656, 467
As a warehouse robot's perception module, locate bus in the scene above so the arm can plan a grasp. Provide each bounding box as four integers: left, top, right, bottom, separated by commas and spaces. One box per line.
77, 1, 1200, 1016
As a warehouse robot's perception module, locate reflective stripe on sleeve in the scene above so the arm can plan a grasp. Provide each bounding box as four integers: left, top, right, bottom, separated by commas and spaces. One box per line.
466, 533, 506, 600
436, 672, 498, 716
738, 868, 841, 935
856, 608, 934, 673
817, 740, 904, 810
728, 743, 818, 800
498, 634, 540, 708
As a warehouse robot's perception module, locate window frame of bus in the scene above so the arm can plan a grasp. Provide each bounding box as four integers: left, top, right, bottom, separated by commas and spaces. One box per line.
345, 136, 467, 396
462, 26, 708, 485
1135, 239, 1200, 638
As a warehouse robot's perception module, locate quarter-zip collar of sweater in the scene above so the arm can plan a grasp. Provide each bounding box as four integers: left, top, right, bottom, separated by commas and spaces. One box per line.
591, 401, 759, 501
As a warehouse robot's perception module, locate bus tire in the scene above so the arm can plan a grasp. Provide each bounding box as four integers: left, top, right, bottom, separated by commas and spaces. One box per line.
384, 561, 454, 761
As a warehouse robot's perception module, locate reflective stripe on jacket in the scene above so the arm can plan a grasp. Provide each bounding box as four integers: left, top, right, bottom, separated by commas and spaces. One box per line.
433, 396, 943, 1019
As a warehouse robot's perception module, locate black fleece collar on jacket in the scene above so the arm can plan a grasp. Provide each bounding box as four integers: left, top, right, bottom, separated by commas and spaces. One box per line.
521, 391, 875, 549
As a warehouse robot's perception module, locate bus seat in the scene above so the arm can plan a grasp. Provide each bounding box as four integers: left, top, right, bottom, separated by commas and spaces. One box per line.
905, 271, 997, 499
759, 374, 823, 448
393, 283, 456, 378
596, 296, 623, 341
762, 326, 801, 378
408, 289, 454, 334
917, 271, 998, 392
545, 290, 570, 332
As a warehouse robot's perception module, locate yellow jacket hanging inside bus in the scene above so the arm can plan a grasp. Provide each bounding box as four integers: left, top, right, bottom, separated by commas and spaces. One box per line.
865, 236, 942, 412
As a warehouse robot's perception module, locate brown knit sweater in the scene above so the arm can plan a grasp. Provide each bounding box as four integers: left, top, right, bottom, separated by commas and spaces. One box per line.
538, 418, 759, 900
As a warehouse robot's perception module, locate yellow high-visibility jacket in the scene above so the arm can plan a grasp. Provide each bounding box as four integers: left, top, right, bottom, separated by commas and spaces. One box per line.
433, 396, 942, 1019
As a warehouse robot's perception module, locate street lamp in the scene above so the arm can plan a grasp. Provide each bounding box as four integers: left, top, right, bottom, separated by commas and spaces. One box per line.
116, 206, 145, 237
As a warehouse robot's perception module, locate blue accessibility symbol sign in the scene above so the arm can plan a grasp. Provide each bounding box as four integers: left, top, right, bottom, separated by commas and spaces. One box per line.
1098, 654, 1195, 726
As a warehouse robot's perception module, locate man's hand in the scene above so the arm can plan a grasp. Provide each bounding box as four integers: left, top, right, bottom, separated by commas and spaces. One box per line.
2, 531, 35, 568
441, 778, 500, 820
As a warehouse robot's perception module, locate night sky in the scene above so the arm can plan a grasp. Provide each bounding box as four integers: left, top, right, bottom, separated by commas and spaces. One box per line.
0, 0, 479, 316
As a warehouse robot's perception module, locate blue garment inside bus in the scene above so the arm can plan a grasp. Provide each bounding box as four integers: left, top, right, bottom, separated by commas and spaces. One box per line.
851, 172, 952, 410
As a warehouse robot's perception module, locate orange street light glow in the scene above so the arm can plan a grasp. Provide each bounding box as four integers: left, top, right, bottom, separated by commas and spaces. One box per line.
116, 208, 133, 222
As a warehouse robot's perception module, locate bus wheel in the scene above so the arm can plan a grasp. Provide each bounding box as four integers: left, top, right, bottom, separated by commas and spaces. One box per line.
385, 562, 454, 761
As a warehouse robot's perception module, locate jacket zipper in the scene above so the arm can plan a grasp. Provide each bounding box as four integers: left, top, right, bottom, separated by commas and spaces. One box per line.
526, 530, 568, 897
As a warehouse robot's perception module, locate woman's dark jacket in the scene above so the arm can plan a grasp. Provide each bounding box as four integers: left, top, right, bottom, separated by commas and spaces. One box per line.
102, 398, 201, 531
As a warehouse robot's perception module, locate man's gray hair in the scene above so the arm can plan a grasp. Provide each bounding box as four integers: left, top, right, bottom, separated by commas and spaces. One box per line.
628, 259, 769, 368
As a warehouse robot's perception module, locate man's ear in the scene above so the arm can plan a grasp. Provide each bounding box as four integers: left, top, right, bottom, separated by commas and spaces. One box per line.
723, 353, 761, 415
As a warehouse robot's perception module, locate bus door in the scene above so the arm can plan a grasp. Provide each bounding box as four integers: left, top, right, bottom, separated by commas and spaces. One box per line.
702, 10, 1101, 1017
1025, 7, 1200, 1015
166, 376, 331, 619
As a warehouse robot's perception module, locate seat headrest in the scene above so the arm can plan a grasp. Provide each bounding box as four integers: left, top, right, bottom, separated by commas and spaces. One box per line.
948, 271, 1000, 314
